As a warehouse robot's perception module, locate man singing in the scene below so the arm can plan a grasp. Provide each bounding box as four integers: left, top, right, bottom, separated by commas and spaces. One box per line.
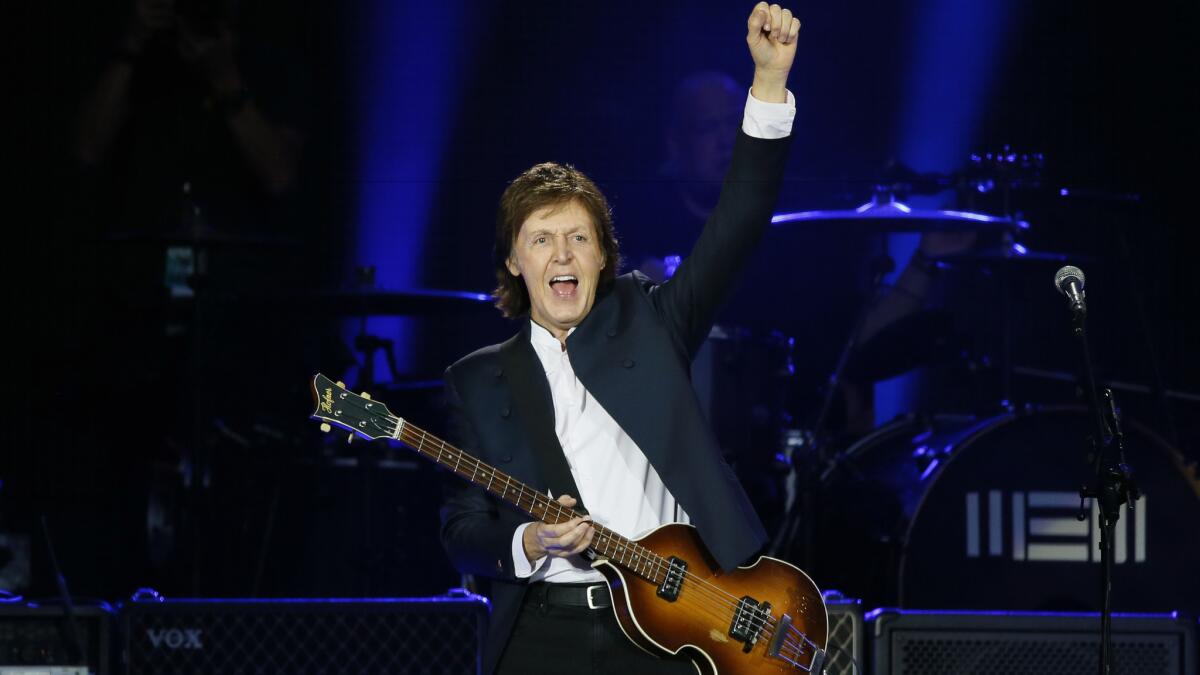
441, 4, 802, 672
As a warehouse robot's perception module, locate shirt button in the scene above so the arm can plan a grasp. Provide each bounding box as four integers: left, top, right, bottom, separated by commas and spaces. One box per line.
606, 329, 617, 338
500, 407, 511, 418
621, 358, 635, 368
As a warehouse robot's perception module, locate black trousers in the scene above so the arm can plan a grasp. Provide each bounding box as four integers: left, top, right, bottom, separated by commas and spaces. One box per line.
496, 583, 697, 675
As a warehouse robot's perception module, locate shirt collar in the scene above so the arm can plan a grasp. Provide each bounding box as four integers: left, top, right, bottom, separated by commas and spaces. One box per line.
529, 320, 573, 370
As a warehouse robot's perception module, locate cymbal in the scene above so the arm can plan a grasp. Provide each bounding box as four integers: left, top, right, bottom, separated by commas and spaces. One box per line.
305, 288, 495, 316
181, 288, 495, 317
771, 197, 1027, 234
932, 244, 1094, 266
99, 230, 305, 247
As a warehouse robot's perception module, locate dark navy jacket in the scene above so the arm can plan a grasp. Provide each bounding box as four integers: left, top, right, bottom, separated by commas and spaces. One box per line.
441, 130, 792, 674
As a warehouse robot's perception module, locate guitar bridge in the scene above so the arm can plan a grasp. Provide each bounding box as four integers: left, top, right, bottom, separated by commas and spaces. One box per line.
656, 556, 687, 601
769, 613, 826, 672
767, 612, 792, 658
729, 595, 772, 653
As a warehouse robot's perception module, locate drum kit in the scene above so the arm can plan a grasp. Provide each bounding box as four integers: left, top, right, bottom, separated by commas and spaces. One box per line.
696, 152, 1200, 616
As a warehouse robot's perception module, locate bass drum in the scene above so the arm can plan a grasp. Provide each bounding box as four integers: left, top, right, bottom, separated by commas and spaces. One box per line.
817, 406, 1200, 612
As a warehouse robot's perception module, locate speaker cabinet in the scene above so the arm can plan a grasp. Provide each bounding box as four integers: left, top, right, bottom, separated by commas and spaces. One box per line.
121, 591, 488, 674
868, 609, 1196, 675
0, 603, 112, 675
824, 592, 865, 675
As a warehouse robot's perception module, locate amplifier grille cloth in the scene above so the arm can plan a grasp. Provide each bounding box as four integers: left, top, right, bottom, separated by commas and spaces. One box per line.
126, 604, 483, 675
894, 631, 1178, 675
824, 600, 863, 675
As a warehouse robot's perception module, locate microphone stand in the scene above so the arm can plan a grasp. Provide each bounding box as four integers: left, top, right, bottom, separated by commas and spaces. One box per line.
1065, 301, 1139, 675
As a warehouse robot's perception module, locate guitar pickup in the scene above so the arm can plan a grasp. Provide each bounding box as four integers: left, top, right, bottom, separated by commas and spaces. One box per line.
656, 556, 687, 601
729, 595, 771, 653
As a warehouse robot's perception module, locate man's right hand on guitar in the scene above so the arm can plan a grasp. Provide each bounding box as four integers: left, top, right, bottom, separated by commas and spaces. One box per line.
522, 494, 595, 564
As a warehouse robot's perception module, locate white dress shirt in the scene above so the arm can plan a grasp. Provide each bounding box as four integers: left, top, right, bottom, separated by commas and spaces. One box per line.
511, 88, 796, 582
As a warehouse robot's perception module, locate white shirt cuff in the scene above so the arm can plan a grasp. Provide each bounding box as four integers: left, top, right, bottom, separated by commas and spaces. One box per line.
512, 522, 547, 578
742, 88, 796, 140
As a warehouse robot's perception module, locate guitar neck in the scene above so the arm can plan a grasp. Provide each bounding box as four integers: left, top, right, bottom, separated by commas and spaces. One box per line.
393, 419, 668, 582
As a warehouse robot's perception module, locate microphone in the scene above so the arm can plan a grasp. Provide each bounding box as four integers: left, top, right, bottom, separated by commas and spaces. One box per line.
1054, 265, 1087, 316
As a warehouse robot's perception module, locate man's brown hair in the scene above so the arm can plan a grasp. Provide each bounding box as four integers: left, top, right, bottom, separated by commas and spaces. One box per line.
492, 162, 620, 318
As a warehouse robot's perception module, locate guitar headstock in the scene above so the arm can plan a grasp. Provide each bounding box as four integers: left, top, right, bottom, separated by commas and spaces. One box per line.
309, 373, 400, 441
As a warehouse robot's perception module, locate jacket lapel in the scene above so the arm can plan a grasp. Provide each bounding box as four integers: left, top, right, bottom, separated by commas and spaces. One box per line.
499, 321, 588, 515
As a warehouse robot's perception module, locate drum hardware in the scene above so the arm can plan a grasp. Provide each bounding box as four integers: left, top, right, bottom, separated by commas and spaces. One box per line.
768, 254, 897, 569
768, 149, 1189, 644
692, 324, 801, 536
305, 286, 496, 317
774, 427, 813, 516
767, 164, 1031, 560
99, 230, 305, 248
773, 151, 1046, 235
1109, 217, 1183, 452
885, 148, 1047, 198
842, 309, 964, 384
335, 265, 494, 390
963, 147, 1043, 405
297, 265, 498, 595
37, 516, 86, 666
932, 242, 1093, 267
924, 244, 1093, 407
815, 406, 1199, 613
964, 146, 1046, 221
773, 148, 1050, 407
343, 266, 412, 595
1011, 365, 1200, 404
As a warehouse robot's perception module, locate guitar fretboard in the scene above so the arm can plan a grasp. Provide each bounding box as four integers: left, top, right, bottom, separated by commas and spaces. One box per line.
393, 419, 670, 583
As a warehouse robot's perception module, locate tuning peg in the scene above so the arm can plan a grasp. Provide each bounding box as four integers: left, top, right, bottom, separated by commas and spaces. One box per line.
319, 423, 331, 433
336, 381, 346, 388
361, 392, 372, 400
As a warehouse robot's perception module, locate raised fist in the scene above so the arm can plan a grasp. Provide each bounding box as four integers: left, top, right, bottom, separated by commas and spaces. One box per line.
746, 3, 801, 77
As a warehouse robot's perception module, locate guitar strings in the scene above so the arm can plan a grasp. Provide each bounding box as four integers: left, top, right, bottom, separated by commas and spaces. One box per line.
332, 396, 819, 666
385, 418, 820, 665
388, 420, 752, 605
392, 423, 823, 663
381, 415, 822, 662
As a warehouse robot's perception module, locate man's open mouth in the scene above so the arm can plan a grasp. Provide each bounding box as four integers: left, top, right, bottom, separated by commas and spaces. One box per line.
549, 274, 578, 297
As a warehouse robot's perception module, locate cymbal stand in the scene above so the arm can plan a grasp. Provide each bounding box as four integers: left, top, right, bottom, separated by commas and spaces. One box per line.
996, 171, 1017, 407
968, 146, 1045, 408
345, 265, 401, 594
1114, 210, 1181, 448
349, 266, 404, 391
768, 255, 894, 568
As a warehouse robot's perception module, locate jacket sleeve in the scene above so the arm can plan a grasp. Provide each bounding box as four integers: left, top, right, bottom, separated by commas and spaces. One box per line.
438, 366, 525, 581
648, 130, 792, 359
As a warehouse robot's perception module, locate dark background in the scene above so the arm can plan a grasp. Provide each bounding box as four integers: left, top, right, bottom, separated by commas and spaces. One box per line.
7, 0, 1198, 613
